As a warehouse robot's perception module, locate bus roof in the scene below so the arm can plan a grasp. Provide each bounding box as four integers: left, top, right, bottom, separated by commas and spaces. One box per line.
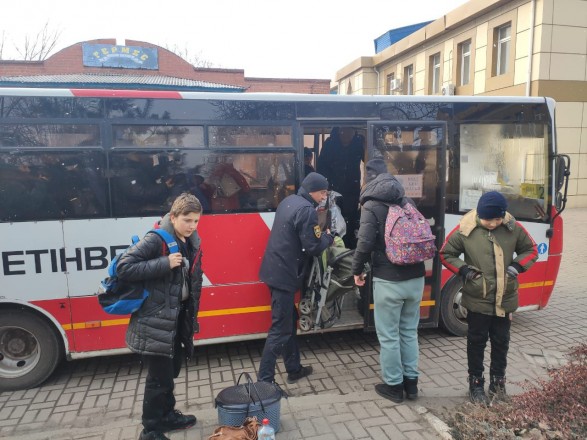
0, 87, 553, 107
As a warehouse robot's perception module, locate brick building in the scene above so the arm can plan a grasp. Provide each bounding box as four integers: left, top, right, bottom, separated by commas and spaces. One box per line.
0, 38, 331, 94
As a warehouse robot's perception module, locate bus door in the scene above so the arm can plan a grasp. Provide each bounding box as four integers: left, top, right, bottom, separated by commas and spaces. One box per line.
363, 122, 447, 331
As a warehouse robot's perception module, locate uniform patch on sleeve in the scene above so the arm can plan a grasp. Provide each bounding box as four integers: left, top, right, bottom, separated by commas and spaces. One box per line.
313, 225, 321, 238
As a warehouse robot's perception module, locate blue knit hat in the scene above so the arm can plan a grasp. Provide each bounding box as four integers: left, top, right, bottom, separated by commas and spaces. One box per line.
477, 191, 507, 219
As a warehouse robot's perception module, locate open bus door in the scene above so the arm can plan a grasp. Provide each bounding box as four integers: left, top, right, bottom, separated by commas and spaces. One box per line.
363, 122, 447, 331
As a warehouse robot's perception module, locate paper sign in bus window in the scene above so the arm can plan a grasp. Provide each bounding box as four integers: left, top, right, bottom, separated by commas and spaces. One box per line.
395, 174, 423, 198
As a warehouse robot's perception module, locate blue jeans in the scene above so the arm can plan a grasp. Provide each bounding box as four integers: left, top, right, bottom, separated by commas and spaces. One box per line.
373, 276, 425, 386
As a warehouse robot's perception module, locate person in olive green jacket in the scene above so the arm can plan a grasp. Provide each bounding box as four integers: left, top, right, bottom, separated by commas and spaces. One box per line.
440, 191, 537, 405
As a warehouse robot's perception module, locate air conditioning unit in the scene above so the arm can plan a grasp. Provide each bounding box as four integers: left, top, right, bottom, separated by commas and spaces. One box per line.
442, 83, 456, 96
389, 78, 402, 92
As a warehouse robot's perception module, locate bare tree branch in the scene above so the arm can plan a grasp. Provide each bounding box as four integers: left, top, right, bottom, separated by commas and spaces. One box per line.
164, 43, 215, 68
0, 30, 5, 60
13, 22, 62, 61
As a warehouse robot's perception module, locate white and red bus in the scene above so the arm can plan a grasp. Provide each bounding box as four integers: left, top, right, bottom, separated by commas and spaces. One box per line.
0, 88, 569, 391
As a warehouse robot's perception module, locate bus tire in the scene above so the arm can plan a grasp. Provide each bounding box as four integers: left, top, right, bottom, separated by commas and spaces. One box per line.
0, 309, 64, 391
439, 275, 468, 337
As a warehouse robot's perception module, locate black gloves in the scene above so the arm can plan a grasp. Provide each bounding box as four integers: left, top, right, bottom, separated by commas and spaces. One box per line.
459, 264, 521, 282
459, 266, 481, 283
507, 262, 523, 278
506, 265, 519, 278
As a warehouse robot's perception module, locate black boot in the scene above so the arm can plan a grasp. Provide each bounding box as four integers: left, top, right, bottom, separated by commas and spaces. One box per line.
139, 430, 170, 440
403, 377, 418, 400
375, 382, 404, 403
489, 375, 508, 401
468, 376, 489, 405
287, 365, 313, 384
158, 410, 197, 432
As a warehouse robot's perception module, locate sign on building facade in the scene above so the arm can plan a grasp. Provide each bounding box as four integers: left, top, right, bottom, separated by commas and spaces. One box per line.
82, 43, 158, 69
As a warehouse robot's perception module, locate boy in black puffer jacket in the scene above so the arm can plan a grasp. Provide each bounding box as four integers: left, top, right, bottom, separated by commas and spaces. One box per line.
117, 193, 203, 440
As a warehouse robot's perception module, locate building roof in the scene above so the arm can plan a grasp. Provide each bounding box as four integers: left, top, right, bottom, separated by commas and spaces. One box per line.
374, 21, 433, 54
0, 73, 245, 92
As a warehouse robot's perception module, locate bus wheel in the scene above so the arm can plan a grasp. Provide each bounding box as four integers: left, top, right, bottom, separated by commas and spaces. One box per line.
0, 309, 63, 391
439, 275, 468, 337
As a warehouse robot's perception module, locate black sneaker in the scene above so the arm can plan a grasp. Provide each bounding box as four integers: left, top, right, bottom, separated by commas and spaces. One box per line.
375, 383, 404, 403
287, 365, 313, 384
139, 429, 170, 440
159, 410, 197, 432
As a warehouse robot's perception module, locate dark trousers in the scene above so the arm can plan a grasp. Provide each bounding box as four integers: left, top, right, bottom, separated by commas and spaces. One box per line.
340, 198, 359, 249
141, 336, 184, 431
258, 287, 301, 382
466, 310, 511, 378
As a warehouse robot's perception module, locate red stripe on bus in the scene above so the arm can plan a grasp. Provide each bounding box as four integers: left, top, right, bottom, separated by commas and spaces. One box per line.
70, 89, 183, 99
439, 224, 461, 273
515, 221, 539, 267
548, 207, 564, 255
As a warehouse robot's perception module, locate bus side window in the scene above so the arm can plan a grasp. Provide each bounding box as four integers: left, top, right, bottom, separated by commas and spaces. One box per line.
0, 151, 107, 221
110, 151, 172, 217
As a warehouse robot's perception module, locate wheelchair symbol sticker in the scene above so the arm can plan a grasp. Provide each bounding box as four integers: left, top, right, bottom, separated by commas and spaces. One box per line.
537, 243, 548, 254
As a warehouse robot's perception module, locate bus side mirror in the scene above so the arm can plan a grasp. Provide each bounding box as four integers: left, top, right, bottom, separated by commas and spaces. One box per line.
555, 192, 563, 210
554, 154, 570, 212
555, 156, 569, 192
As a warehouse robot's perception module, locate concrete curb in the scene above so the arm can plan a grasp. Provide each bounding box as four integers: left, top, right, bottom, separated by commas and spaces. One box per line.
415, 406, 454, 440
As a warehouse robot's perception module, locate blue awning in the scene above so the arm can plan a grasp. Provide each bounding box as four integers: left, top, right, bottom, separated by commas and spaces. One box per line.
374, 21, 433, 54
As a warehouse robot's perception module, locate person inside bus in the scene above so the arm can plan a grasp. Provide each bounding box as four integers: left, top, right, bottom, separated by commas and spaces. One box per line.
317, 127, 365, 248
112, 152, 171, 216
266, 156, 296, 209
33, 155, 78, 217
29, 165, 64, 219
439, 191, 538, 405
206, 155, 250, 212
304, 147, 315, 177
187, 173, 212, 213
258, 172, 334, 384
0, 162, 57, 221
117, 193, 203, 440
164, 173, 206, 212
59, 157, 106, 217
352, 159, 426, 404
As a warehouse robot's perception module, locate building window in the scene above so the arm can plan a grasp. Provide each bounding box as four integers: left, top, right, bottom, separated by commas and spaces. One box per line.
387, 73, 395, 95
495, 23, 511, 76
404, 65, 414, 95
458, 40, 471, 86
430, 53, 441, 94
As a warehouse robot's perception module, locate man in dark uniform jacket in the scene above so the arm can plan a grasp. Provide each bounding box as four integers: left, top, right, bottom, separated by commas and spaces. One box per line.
258, 172, 334, 384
